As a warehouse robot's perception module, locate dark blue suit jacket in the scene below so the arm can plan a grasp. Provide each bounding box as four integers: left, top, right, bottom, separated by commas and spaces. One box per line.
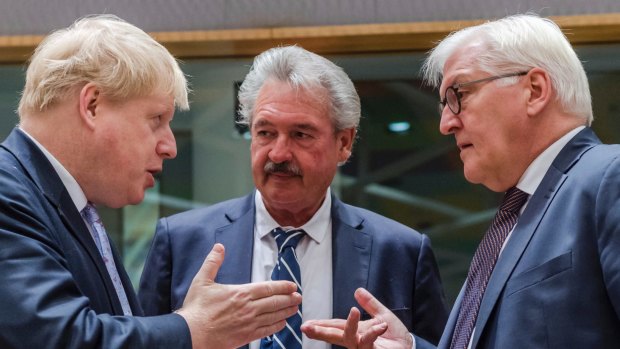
430, 128, 620, 349
0, 128, 191, 348
139, 191, 449, 347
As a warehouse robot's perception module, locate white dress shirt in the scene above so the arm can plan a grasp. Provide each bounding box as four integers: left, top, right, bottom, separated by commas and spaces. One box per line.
249, 189, 333, 349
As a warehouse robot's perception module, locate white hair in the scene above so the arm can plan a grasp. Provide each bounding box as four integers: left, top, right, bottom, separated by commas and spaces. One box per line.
422, 14, 592, 125
237, 46, 360, 131
19, 14, 189, 116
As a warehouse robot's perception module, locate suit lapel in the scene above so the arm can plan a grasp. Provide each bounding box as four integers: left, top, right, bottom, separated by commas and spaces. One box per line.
57, 190, 126, 314
215, 193, 255, 285
471, 128, 600, 347
213, 194, 255, 349
438, 284, 465, 349
471, 168, 566, 347
330, 195, 372, 320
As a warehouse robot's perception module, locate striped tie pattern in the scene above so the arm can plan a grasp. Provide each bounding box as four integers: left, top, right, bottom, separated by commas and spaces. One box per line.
450, 187, 528, 349
81, 203, 133, 316
260, 228, 306, 349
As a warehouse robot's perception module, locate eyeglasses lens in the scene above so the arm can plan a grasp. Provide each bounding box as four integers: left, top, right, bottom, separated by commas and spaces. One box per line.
446, 87, 459, 114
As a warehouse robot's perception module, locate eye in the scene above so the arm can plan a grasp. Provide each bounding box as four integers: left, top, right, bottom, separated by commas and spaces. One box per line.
150, 115, 163, 127
293, 131, 311, 139
255, 130, 273, 138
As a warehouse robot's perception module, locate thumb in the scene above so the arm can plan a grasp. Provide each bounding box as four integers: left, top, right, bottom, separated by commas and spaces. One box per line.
198, 243, 225, 283
354, 288, 388, 317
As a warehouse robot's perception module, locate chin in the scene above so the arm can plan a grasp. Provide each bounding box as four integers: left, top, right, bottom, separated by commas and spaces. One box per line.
123, 191, 146, 206
130, 195, 146, 206
263, 192, 300, 208
463, 168, 484, 186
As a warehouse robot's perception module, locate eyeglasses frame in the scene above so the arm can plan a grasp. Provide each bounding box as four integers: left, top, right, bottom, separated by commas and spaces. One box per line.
439, 71, 529, 115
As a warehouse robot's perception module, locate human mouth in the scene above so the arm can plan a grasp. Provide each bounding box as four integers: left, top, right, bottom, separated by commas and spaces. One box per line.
457, 142, 473, 151
145, 168, 161, 187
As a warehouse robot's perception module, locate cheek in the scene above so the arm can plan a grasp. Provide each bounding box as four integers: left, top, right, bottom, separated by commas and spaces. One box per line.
250, 148, 266, 171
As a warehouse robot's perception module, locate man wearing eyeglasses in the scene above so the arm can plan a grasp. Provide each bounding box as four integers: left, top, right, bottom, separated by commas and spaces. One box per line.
301, 13, 620, 349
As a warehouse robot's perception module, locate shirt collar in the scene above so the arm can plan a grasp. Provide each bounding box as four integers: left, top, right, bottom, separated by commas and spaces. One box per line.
255, 187, 332, 244
516, 126, 585, 195
19, 128, 88, 211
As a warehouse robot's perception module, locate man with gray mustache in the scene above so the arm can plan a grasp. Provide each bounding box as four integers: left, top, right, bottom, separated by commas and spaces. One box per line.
139, 46, 449, 349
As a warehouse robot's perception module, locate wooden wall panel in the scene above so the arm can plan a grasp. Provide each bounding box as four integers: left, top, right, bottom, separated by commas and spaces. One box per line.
1, 13, 619, 64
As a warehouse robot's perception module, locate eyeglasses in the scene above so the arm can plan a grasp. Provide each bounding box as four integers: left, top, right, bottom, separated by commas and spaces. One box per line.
439, 71, 529, 116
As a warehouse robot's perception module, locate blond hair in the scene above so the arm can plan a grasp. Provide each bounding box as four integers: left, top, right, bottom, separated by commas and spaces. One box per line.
19, 14, 189, 116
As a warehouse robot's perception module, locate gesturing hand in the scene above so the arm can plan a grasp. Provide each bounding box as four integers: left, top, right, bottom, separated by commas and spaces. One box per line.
301, 288, 413, 349
176, 243, 302, 349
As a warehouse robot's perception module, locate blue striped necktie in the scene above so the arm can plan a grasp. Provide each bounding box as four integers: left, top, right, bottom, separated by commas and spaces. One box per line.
450, 187, 528, 349
260, 227, 306, 349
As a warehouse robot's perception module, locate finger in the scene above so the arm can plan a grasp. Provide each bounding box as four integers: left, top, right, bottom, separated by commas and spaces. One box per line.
342, 307, 360, 345
198, 243, 225, 283
301, 323, 346, 346
358, 322, 388, 348
254, 304, 299, 328
251, 292, 302, 315
249, 280, 298, 299
354, 288, 389, 318
302, 319, 348, 330
251, 319, 287, 343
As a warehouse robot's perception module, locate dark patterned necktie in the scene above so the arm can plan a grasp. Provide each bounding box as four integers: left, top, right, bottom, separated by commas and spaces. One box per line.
450, 187, 528, 349
260, 228, 306, 349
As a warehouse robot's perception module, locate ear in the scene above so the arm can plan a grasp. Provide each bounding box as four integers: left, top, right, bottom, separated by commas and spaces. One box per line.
336, 127, 356, 163
525, 68, 552, 117
78, 83, 100, 130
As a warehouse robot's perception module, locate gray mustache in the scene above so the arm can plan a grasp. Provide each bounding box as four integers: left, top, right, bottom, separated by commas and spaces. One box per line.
264, 161, 302, 176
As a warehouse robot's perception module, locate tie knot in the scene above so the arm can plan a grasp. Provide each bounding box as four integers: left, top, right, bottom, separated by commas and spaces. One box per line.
81, 202, 101, 225
272, 228, 306, 252
500, 187, 529, 213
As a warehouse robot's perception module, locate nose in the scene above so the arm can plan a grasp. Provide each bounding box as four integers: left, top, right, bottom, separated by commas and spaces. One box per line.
157, 126, 177, 159
439, 107, 462, 135
268, 135, 292, 163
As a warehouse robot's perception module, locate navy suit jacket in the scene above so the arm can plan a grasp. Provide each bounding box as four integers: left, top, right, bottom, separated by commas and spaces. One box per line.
428, 128, 620, 349
139, 191, 449, 347
0, 128, 191, 348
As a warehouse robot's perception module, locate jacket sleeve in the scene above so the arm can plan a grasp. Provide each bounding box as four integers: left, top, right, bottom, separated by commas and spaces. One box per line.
595, 154, 620, 316
411, 234, 449, 345
0, 170, 192, 349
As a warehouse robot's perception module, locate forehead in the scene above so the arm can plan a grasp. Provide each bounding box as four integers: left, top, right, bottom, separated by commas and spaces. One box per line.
252, 80, 331, 126
440, 43, 486, 90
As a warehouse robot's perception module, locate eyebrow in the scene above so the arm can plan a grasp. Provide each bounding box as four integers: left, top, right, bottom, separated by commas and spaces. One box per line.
445, 73, 471, 87
253, 119, 319, 131
253, 119, 273, 128
295, 123, 319, 131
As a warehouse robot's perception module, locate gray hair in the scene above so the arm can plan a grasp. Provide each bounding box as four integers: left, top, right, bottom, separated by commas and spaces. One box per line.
422, 14, 592, 125
19, 14, 189, 116
237, 46, 360, 131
